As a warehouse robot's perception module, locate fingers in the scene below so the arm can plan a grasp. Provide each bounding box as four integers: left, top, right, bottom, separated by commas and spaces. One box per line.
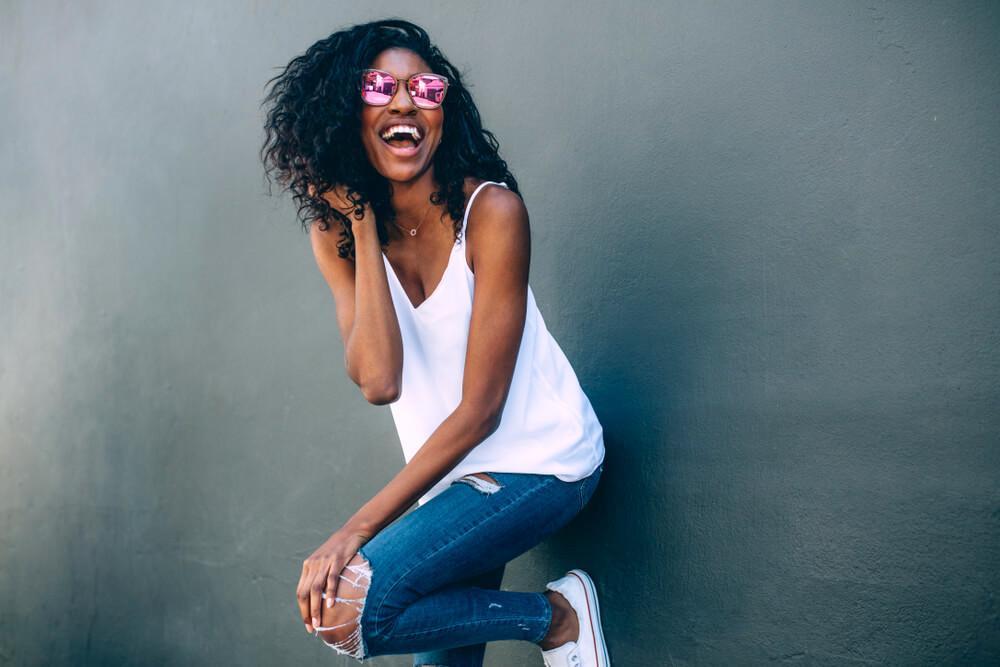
310, 566, 332, 632
325, 567, 341, 613
296, 532, 372, 636
296, 565, 313, 633
321, 184, 353, 214
298, 558, 334, 633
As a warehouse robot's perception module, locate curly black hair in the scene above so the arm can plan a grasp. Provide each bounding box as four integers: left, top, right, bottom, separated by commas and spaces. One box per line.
260, 18, 520, 260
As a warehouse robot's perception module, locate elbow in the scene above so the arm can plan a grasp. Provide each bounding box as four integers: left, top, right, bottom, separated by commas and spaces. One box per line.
360, 379, 401, 405
480, 414, 502, 439
346, 354, 401, 405
462, 401, 504, 439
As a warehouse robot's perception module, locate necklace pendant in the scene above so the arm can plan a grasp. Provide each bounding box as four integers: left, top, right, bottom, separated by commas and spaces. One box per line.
409, 228, 417, 236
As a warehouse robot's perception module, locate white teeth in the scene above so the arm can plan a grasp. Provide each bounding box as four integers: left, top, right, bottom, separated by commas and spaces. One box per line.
380, 124, 422, 142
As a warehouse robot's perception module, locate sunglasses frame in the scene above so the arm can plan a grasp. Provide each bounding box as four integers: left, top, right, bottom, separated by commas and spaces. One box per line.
360, 67, 450, 109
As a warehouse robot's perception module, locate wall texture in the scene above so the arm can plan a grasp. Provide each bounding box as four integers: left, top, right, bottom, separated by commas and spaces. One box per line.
1, 1, 997, 664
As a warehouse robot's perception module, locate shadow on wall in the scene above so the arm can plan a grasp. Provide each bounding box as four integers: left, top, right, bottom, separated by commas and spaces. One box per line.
531, 83, 809, 665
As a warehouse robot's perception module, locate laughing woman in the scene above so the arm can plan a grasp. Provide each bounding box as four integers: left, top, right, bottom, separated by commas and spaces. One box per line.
260, 18, 608, 667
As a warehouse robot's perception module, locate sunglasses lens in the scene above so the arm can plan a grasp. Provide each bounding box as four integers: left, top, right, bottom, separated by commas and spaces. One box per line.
361, 70, 394, 105
409, 75, 447, 109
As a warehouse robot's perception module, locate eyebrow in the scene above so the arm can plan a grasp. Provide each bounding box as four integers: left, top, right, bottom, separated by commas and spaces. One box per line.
377, 68, 428, 78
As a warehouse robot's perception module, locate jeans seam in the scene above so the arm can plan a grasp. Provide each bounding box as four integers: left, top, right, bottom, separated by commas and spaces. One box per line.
370, 476, 560, 640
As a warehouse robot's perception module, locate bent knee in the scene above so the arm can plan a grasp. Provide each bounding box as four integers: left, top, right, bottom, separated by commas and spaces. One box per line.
315, 552, 373, 658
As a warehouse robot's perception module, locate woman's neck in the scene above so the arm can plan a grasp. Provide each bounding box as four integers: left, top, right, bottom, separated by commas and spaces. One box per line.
388, 170, 440, 226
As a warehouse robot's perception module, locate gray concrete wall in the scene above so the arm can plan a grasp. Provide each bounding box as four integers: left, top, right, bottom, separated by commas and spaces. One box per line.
1, 1, 997, 664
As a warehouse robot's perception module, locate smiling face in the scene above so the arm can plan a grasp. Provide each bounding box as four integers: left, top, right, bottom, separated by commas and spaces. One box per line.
359, 48, 445, 184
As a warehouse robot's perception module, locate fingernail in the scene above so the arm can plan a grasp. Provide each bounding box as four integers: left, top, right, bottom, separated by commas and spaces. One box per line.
326, 597, 333, 608
305, 623, 313, 633
313, 617, 320, 628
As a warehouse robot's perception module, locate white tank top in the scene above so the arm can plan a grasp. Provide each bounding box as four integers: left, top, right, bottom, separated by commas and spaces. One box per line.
381, 180, 606, 506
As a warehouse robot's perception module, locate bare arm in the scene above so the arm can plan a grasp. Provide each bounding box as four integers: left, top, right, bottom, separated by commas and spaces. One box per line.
342, 185, 530, 536
309, 186, 403, 404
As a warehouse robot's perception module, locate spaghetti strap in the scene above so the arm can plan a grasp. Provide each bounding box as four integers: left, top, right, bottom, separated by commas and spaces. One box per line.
460, 180, 509, 240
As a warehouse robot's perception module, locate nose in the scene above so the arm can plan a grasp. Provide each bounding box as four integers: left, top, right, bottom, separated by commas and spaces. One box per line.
387, 80, 417, 115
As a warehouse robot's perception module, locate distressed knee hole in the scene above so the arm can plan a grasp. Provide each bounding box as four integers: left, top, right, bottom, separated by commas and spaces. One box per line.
455, 472, 503, 495
314, 552, 372, 660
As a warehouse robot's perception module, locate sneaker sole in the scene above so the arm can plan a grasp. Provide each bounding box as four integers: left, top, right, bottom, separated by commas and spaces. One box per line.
567, 569, 611, 667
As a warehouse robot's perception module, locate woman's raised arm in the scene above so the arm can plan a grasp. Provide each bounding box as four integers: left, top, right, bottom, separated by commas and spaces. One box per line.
308, 185, 403, 404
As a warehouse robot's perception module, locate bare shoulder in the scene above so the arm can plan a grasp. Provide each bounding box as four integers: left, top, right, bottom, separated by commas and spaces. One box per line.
462, 176, 527, 227
462, 175, 520, 201
462, 177, 530, 272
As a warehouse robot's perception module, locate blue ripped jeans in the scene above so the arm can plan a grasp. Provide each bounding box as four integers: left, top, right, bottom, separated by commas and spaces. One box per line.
314, 463, 604, 666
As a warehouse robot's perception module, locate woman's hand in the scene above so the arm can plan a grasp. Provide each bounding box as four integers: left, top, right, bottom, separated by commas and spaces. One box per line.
296, 527, 373, 633
309, 183, 377, 230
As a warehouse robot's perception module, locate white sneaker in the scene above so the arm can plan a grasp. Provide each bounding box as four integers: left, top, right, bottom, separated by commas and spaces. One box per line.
540, 569, 611, 667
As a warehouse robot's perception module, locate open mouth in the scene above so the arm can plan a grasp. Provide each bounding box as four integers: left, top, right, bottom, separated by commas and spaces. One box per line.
379, 123, 424, 157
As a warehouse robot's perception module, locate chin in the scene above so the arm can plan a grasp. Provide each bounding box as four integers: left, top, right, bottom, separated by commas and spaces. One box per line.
374, 152, 437, 184
378, 164, 423, 183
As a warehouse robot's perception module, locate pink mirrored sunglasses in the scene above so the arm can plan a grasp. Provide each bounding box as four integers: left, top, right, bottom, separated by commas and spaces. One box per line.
360, 68, 450, 110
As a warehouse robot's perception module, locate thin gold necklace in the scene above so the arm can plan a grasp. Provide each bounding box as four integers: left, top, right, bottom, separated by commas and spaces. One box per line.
392, 201, 436, 237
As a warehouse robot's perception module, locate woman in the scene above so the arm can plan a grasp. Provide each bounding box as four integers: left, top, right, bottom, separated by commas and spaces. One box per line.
261, 18, 609, 667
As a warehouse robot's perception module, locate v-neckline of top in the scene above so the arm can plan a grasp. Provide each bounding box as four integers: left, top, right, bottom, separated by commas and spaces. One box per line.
380, 180, 505, 313
381, 239, 461, 313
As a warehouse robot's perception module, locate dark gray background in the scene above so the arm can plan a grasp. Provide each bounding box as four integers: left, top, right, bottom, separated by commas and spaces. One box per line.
2, 1, 997, 665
